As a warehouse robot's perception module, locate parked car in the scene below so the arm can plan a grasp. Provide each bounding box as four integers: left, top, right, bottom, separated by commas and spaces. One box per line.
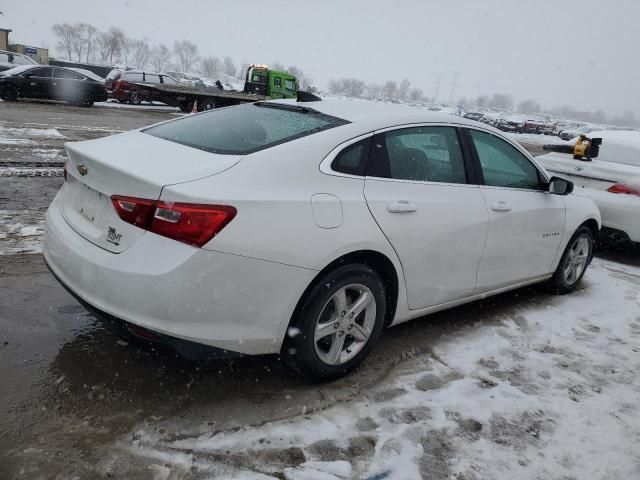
0, 49, 38, 72
463, 112, 484, 121
494, 118, 521, 132
538, 130, 640, 244
43, 99, 600, 380
0, 65, 107, 106
106, 69, 182, 105
558, 126, 599, 141
520, 119, 555, 135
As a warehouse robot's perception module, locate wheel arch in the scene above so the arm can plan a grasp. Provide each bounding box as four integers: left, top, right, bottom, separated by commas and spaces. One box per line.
288, 249, 400, 333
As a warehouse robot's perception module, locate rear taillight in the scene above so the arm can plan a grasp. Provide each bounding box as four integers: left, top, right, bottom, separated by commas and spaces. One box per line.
110, 195, 236, 247
114, 79, 122, 90
607, 184, 640, 197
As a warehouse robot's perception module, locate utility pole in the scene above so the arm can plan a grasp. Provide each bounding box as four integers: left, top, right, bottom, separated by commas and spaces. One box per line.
450, 71, 460, 104
434, 74, 443, 102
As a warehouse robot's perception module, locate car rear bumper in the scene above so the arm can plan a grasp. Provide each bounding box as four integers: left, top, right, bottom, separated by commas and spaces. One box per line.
582, 189, 640, 242
43, 191, 315, 355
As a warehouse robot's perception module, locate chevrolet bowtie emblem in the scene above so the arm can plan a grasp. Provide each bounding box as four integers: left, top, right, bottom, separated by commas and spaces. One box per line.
77, 163, 88, 176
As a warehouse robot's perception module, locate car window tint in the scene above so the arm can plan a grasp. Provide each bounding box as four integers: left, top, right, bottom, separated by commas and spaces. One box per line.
162, 75, 178, 85
469, 129, 544, 190
369, 126, 467, 184
331, 138, 371, 176
144, 103, 349, 155
145, 74, 161, 83
28, 67, 52, 77
54, 68, 84, 80
125, 72, 144, 82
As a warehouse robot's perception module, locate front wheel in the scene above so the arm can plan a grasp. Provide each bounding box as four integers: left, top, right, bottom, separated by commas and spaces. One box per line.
0, 84, 19, 101
549, 226, 594, 294
282, 264, 386, 381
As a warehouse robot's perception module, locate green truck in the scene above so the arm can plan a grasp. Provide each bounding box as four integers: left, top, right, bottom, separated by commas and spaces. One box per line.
138, 64, 299, 112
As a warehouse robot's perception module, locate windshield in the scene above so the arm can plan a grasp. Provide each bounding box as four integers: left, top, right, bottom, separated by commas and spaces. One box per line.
144, 103, 348, 154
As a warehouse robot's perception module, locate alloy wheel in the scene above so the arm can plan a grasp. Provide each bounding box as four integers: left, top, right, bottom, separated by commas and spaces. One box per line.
314, 284, 377, 366
563, 235, 590, 285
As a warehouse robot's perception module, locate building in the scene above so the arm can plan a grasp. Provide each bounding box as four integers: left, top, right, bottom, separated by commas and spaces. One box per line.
9, 44, 48, 64
0, 25, 10, 51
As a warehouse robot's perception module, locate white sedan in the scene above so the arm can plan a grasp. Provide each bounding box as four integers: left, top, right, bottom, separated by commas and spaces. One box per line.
538, 130, 640, 244
44, 99, 600, 380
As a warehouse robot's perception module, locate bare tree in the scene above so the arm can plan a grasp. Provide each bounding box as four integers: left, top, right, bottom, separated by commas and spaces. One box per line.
398, 78, 411, 101
52, 23, 75, 60
222, 56, 236, 77
517, 99, 541, 114
475, 94, 489, 108
173, 40, 199, 73
287, 66, 314, 91
409, 88, 423, 102
151, 44, 171, 72
102, 27, 125, 63
365, 83, 382, 99
201, 56, 220, 78
131, 39, 151, 69
488, 93, 514, 111
82, 24, 97, 63
237, 62, 249, 80
271, 61, 284, 71
344, 78, 365, 97
382, 80, 398, 100
328, 78, 346, 94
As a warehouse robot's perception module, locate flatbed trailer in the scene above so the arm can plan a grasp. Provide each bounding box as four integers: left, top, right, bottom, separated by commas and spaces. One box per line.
138, 82, 270, 112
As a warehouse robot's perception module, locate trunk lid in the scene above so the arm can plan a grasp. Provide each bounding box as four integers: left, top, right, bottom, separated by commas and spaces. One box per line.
61, 130, 242, 253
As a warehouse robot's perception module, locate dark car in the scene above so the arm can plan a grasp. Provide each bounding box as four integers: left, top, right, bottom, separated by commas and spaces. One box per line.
494, 118, 521, 132
106, 69, 181, 105
463, 112, 484, 121
0, 65, 107, 107
520, 119, 556, 135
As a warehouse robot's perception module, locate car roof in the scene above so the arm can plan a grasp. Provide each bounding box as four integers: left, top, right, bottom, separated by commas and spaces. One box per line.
271, 98, 488, 129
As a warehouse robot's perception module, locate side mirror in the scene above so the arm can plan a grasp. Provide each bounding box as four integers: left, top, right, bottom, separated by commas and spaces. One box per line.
549, 176, 574, 196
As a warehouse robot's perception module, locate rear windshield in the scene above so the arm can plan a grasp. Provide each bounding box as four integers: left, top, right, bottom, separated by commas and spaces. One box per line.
143, 103, 349, 155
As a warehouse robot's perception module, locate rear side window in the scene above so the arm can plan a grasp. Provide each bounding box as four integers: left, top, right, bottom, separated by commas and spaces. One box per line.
145, 74, 161, 83
332, 138, 371, 176
54, 69, 84, 80
144, 103, 349, 155
28, 67, 52, 77
162, 75, 178, 85
368, 126, 467, 184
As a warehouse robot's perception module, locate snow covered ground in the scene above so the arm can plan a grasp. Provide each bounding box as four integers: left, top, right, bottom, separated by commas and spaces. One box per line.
99, 257, 640, 480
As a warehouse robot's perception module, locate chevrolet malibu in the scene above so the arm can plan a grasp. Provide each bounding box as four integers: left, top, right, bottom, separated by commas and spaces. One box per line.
44, 99, 601, 380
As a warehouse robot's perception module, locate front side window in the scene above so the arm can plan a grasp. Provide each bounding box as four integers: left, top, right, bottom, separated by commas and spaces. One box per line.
368, 126, 467, 184
27, 67, 52, 78
469, 129, 545, 190
144, 103, 349, 155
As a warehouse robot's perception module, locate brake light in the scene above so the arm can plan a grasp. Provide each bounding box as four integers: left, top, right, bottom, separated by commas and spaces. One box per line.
607, 184, 640, 197
110, 195, 236, 247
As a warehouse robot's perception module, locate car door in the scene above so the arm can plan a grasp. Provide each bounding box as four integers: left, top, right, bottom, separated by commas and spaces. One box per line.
467, 129, 565, 291
21, 66, 53, 98
52, 68, 86, 102
364, 125, 489, 310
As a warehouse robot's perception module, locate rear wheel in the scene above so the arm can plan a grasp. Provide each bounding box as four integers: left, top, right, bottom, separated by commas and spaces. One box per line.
549, 226, 594, 294
282, 264, 386, 381
202, 99, 216, 110
79, 94, 94, 107
0, 84, 19, 101
129, 92, 142, 105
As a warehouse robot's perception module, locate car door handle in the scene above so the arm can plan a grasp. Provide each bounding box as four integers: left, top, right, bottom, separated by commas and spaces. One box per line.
491, 201, 512, 212
387, 200, 417, 213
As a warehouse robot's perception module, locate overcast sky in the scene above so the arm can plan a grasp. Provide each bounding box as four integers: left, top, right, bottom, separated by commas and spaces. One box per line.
3, 0, 639, 116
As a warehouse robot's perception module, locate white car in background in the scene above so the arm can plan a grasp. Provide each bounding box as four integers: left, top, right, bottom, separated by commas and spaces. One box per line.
44, 99, 600, 380
538, 130, 640, 244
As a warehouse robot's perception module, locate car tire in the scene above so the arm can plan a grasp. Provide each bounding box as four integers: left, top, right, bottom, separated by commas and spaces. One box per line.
548, 225, 594, 294
0, 84, 19, 101
282, 264, 386, 381
129, 92, 142, 105
79, 94, 94, 107
202, 99, 216, 110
